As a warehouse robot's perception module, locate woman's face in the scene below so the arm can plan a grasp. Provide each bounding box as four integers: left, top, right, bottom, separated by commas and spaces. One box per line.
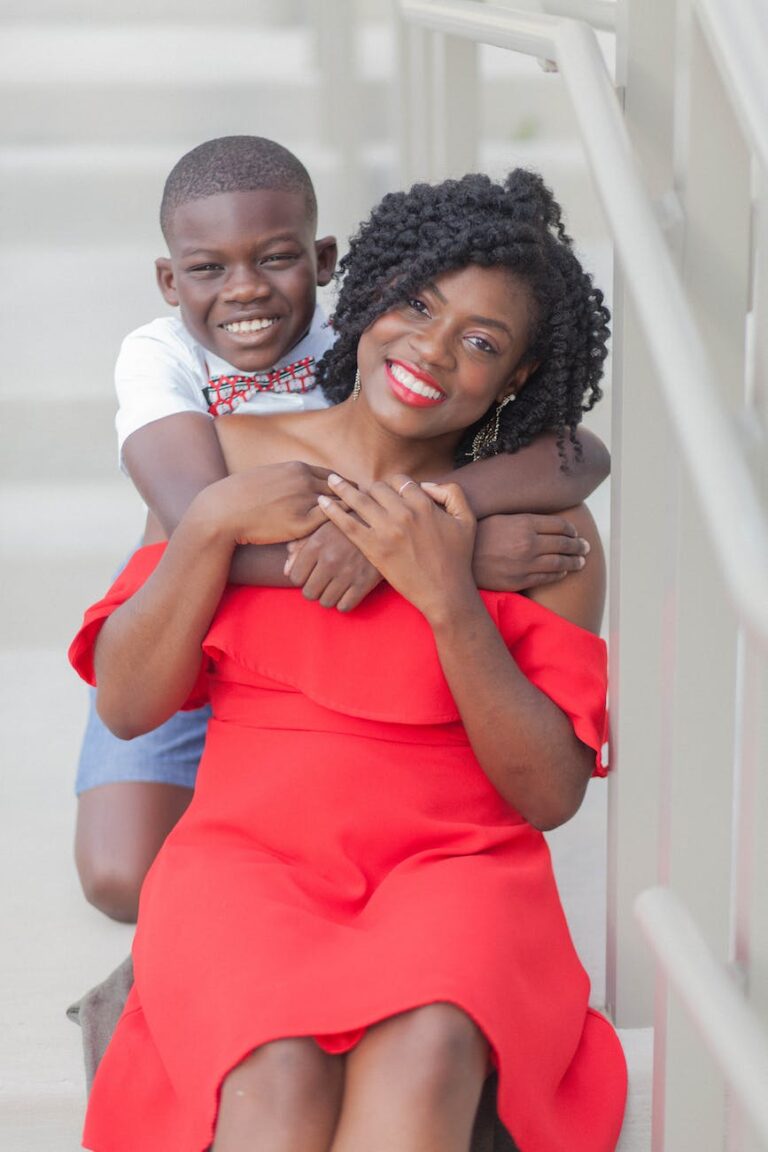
355, 265, 538, 444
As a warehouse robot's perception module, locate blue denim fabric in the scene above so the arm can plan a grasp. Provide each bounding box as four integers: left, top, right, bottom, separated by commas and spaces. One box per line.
75, 686, 210, 794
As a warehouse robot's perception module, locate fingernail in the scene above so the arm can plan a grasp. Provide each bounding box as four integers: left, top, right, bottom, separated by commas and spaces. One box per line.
283, 555, 295, 575
581, 539, 591, 554
577, 556, 586, 568
328, 473, 342, 486
318, 494, 331, 507
420, 480, 437, 487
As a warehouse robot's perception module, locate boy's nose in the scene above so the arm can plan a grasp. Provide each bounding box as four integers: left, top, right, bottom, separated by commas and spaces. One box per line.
223, 266, 271, 303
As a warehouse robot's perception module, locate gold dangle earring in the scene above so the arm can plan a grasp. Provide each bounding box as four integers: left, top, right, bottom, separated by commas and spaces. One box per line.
470, 393, 516, 461
351, 369, 361, 400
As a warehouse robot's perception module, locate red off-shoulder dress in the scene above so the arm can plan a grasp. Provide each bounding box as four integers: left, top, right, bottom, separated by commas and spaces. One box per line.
69, 544, 626, 1152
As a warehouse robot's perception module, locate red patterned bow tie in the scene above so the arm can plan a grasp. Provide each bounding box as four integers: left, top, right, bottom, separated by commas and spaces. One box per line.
203, 356, 317, 417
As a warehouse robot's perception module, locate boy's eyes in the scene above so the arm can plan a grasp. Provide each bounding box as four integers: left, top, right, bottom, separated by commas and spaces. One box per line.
260, 251, 301, 266
184, 253, 300, 274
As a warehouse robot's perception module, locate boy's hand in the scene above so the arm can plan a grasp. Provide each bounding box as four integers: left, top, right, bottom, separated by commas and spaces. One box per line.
284, 521, 382, 611
472, 513, 590, 592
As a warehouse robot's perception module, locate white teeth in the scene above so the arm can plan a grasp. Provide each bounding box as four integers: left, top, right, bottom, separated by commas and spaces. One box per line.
390, 362, 443, 400
223, 318, 276, 334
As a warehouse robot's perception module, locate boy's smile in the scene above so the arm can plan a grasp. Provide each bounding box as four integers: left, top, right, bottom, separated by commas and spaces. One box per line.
156, 189, 337, 372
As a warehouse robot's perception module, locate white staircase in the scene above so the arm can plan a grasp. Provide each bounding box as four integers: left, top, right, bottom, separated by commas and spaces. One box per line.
0, 2, 619, 1149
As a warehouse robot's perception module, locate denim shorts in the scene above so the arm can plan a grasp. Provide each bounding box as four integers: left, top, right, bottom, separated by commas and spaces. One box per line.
75, 686, 210, 794
74, 546, 210, 794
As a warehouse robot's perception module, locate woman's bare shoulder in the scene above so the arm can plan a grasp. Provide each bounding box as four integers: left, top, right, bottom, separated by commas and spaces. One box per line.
215, 410, 334, 473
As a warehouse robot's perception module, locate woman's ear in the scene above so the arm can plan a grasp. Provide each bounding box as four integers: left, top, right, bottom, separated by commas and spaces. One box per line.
155, 258, 179, 307
497, 357, 541, 403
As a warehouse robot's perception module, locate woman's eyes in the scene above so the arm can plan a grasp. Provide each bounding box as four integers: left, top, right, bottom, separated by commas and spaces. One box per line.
466, 335, 498, 355
406, 297, 430, 315
402, 298, 498, 355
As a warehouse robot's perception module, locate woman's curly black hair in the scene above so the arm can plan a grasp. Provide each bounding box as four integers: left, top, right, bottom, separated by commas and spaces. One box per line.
317, 169, 610, 465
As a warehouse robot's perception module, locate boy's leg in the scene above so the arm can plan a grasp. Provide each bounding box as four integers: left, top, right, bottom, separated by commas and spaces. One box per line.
74, 687, 208, 923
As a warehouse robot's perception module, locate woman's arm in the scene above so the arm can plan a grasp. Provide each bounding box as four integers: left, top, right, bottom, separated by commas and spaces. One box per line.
318, 476, 603, 830
94, 464, 332, 739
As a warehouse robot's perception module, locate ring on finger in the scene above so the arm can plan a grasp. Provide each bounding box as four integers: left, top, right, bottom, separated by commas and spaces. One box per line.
398, 480, 418, 496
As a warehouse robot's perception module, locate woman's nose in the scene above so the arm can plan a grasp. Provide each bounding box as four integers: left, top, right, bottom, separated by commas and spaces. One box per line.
223, 266, 271, 302
408, 321, 455, 369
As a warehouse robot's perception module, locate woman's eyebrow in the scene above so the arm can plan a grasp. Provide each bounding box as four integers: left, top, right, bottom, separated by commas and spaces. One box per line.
423, 280, 513, 336
467, 314, 513, 335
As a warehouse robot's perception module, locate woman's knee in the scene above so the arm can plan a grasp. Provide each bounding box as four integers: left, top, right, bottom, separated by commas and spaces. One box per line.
222, 1038, 340, 1114
381, 1004, 488, 1098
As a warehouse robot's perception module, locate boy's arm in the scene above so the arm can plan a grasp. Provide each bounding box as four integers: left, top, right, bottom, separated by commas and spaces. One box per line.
123, 413, 291, 586
123, 413, 226, 536
443, 427, 610, 517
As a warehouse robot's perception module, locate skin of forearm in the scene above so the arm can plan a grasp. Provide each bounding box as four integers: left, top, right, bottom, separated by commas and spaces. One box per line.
426, 591, 593, 830
446, 428, 609, 518
95, 508, 235, 739
228, 543, 293, 587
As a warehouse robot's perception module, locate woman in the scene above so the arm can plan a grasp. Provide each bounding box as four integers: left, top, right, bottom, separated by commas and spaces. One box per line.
70, 170, 626, 1152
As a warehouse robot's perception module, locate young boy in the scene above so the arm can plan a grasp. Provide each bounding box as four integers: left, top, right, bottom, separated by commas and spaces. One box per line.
75, 135, 609, 924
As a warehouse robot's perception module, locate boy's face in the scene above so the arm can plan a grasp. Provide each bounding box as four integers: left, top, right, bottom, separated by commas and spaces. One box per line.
156, 189, 337, 372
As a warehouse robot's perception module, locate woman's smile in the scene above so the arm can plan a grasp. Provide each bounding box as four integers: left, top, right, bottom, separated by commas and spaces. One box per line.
385, 360, 447, 407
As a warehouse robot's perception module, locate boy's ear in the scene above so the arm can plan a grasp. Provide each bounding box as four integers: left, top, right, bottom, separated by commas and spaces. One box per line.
314, 236, 338, 287
155, 257, 179, 307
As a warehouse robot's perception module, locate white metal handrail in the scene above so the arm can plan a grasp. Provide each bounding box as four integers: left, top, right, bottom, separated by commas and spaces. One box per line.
636, 887, 768, 1144
473, 0, 617, 33
400, 0, 768, 647
696, 0, 768, 170
540, 1, 616, 32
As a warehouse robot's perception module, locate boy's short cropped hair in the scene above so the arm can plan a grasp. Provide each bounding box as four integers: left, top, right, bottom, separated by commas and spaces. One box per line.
160, 135, 318, 240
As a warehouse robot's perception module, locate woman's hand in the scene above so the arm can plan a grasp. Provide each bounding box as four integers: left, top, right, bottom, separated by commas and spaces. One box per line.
318, 473, 478, 622
191, 462, 334, 547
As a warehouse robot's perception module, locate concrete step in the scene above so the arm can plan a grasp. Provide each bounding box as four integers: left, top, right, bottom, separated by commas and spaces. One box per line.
0, 0, 312, 23
0, 23, 582, 150
0, 647, 133, 1150
1, 482, 146, 649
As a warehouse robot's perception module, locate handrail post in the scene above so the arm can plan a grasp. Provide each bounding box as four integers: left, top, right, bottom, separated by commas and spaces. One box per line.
395, 6, 479, 186
605, 0, 678, 1032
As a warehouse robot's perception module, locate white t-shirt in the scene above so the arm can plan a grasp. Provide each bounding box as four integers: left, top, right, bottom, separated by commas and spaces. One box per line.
115, 305, 335, 462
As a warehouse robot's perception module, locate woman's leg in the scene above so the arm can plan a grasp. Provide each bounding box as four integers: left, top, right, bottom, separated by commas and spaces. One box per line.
213, 1038, 344, 1152
331, 1004, 488, 1152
